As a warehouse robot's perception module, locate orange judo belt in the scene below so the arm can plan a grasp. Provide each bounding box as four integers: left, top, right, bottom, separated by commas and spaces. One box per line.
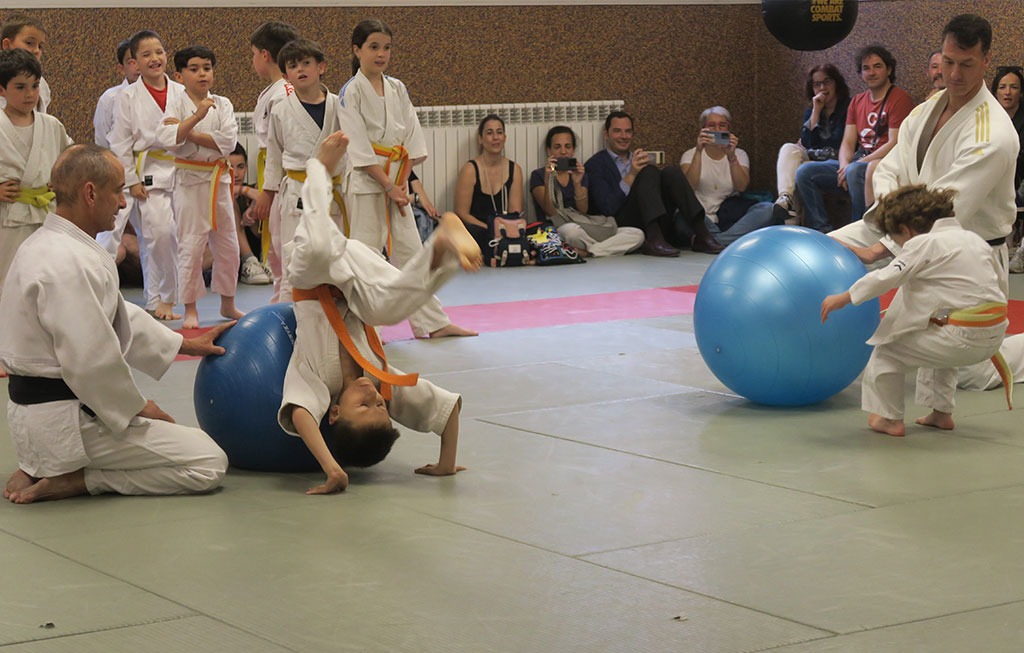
947, 302, 1013, 410
291, 285, 417, 400
372, 143, 410, 257
173, 157, 232, 230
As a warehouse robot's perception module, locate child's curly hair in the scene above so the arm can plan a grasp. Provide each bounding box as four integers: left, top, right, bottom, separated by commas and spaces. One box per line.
875, 185, 957, 237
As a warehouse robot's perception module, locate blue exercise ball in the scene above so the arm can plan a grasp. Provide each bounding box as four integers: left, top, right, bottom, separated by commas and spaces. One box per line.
193, 304, 319, 472
694, 226, 879, 406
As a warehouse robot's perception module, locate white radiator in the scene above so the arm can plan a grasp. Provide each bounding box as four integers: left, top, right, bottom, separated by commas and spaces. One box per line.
415, 100, 625, 220
235, 99, 625, 219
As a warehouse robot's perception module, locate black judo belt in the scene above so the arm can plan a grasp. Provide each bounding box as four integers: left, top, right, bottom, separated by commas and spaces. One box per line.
7, 375, 96, 417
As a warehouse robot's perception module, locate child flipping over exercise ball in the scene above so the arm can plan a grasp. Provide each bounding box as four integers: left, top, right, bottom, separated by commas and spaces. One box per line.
821, 185, 1010, 437
278, 131, 482, 494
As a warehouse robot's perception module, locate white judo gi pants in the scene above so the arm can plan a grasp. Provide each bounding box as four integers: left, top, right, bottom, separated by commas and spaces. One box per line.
134, 189, 179, 310
266, 192, 285, 303
348, 191, 450, 337
958, 332, 1024, 390
863, 322, 1006, 420
275, 176, 346, 303
8, 403, 227, 495
556, 224, 644, 257
175, 181, 239, 304
776, 142, 809, 200
97, 191, 142, 259
0, 223, 40, 300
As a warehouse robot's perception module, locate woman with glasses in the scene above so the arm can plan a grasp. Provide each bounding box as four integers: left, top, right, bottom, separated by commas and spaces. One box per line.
992, 65, 1024, 272
774, 64, 851, 220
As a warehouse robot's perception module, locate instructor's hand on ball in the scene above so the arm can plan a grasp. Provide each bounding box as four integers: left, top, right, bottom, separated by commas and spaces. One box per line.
179, 321, 236, 357
820, 291, 852, 323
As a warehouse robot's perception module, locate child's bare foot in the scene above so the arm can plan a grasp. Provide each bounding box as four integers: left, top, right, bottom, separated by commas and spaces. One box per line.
182, 304, 200, 330
4, 469, 35, 499
433, 212, 483, 271
428, 324, 477, 338
915, 410, 955, 430
152, 302, 181, 321
868, 413, 906, 437
220, 297, 245, 321
8, 470, 87, 504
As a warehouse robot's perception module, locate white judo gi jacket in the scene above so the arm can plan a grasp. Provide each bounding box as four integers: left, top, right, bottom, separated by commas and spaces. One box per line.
865, 86, 1019, 253
278, 158, 460, 437
0, 110, 72, 228
109, 76, 186, 191
338, 70, 427, 195
849, 218, 1006, 346
93, 78, 130, 149
0, 214, 184, 476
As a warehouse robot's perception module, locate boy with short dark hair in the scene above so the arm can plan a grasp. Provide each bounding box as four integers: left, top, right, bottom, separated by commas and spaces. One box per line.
0, 48, 71, 295
108, 30, 185, 320
156, 45, 243, 329
0, 13, 49, 113
261, 38, 344, 302
94, 39, 140, 148
247, 21, 298, 300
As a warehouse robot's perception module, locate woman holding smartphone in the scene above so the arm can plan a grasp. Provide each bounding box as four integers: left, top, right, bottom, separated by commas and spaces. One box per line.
680, 106, 784, 247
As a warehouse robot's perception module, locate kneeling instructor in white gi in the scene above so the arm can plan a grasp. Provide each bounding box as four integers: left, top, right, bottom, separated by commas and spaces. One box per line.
1, 144, 231, 504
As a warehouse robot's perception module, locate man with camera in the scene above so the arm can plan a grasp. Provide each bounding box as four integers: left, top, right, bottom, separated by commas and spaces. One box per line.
585, 111, 722, 256
794, 45, 914, 232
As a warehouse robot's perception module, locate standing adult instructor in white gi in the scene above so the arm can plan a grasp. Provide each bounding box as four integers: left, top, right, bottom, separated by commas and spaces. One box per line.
833, 14, 1019, 297
1, 144, 231, 504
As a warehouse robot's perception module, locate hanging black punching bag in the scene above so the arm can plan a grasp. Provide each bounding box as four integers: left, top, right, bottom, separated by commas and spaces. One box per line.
762, 0, 858, 51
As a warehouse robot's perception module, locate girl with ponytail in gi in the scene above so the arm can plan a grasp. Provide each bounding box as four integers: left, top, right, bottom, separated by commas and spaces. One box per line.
338, 19, 474, 339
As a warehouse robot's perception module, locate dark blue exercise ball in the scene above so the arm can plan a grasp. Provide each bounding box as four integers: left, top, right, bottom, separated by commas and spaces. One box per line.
694, 226, 879, 406
194, 303, 319, 472
762, 0, 858, 51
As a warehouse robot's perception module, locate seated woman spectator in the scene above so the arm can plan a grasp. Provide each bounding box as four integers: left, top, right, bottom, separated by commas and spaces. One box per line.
530, 126, 643, 257
992, 65, 1024, 273
681, 107, 784, 247
453, 114, 524, 253
775, 64, 851, 219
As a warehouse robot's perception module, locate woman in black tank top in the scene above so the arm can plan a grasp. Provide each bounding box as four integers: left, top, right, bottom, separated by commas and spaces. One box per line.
453, 115, 525, 253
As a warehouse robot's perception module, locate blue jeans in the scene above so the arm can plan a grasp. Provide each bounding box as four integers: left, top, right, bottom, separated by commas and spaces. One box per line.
708, 201, 782, 246
795, 159, 869, 233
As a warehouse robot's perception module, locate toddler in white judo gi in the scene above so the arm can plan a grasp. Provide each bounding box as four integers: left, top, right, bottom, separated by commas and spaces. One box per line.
822, 185, 1010, 437
339, 18, 475, 339
157, 45, 243, 330
0, 48, 71, 296
277, 132, 482, 494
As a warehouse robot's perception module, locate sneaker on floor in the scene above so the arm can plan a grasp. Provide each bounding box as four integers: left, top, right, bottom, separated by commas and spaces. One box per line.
1010, 248, 1024, 274
774, 192, 797, 219
240, 257, 272, 284
261, 260, 273, 278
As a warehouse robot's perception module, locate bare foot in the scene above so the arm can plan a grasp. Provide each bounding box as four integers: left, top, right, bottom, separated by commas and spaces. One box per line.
220, 297, 245, 321
182, 305, 200, 330
428, 324, 478, 338
4, 469, 35, 499
433, 212, 483, 271
9, 470, 87, 504
153, 302, 182, 321
868, 413, 906, 437
915, 410, 955, 430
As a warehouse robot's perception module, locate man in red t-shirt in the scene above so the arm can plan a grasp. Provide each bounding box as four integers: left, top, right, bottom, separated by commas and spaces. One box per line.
795, 45, 914, 232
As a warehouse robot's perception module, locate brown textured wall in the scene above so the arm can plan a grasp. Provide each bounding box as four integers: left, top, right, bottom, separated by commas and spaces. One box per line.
16, 1, 1024, 191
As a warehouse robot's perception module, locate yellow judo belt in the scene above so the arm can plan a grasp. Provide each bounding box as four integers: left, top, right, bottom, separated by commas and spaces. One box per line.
257, 147, 271, 262
134, 149, 174, 181
285, 169, 349, 236
15, 185, 55, 208
172, 157, 232, 230
372, 143, 410, 258
948, 302, 1013, 410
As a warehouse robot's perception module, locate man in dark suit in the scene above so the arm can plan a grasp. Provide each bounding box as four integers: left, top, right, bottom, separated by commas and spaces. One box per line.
585, 111, 723, 256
